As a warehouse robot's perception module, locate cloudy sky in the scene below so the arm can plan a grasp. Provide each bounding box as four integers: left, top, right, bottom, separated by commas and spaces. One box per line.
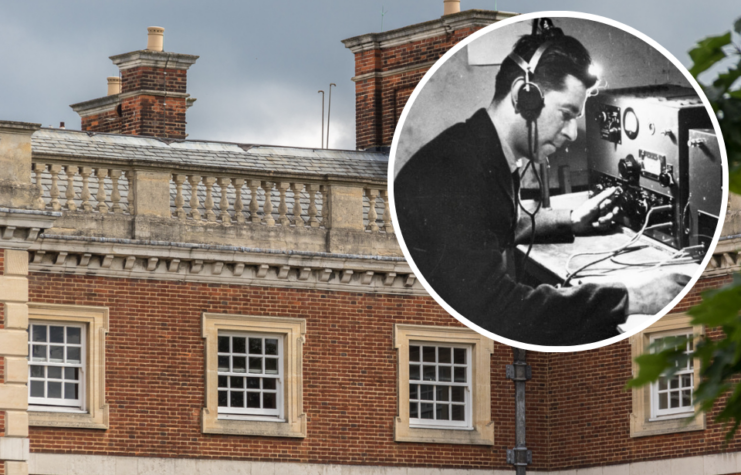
0, 1, 738, 150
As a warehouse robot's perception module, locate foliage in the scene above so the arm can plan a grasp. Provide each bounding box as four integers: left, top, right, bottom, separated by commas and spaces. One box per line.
628, 19, 741, 439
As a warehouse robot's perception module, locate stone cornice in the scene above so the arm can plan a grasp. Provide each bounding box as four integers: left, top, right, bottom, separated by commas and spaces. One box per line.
341, 10, 518, 53
0, 121, 41, 135
29, 236, 423, 296
0, 208, 60, 250
70, 90, 192, 116
351, 60, 437, 83
109, 50, 199, 70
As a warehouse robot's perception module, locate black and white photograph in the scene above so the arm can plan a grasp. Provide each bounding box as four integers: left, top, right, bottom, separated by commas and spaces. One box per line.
391, 12, 727, 349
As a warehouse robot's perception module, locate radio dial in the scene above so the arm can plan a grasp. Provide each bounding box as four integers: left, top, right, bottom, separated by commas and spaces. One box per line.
659, 170, 674, 187
618, 155, 640, 184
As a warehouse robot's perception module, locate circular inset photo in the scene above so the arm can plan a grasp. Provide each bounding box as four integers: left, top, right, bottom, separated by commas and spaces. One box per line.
390, 12, 727, 351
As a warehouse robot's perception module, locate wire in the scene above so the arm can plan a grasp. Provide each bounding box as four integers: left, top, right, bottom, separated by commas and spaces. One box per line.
515, 120, 542, 281
562, 204, 672, 286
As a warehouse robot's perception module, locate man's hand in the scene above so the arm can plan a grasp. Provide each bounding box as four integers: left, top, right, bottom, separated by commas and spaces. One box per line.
625, 272, 691, 315
571, 186, 620, 234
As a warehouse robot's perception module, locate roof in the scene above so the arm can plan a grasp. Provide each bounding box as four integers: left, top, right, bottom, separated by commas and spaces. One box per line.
32, 128, 389, 182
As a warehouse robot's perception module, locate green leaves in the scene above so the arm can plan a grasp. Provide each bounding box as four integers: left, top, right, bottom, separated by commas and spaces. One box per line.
689, 32, 731, 76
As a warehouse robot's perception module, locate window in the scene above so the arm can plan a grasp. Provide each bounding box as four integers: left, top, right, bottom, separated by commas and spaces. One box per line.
202, 313, 306, 438
394, 324, 494, 445
408, 343, 471, 429
27, 303, 109, 430
629, 313, 704, 437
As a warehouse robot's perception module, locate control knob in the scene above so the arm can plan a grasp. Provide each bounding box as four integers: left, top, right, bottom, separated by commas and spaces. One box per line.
618, 154, 640, 184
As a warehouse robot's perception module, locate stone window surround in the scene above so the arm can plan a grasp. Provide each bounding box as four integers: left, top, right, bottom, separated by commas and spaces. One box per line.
202, 313, 306, 438
394, 324, 495, 445
629, 313, 705, 438
27, 303, 109, 430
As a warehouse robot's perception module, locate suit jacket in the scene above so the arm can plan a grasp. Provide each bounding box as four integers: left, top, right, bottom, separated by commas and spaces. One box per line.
394, 108, 629, 347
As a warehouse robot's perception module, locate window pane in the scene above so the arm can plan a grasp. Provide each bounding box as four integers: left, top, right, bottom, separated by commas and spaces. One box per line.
659, 378, 667, 390
30, 380, 45, 397
247, 377, 260, 389
263, 392, 276, 409
218, 390, 228, 407
218, 336, 230, 353
50, 326, 64, 343
436, 403, 449, 420
48, 366, 62, 379
263, 378, 277, 390
230, 391, 244, 408
420, 385, 434, 401
670, 377, 679, 390
422, 346, 435, 362
246, 392, 260, 408
64, 367, 78, 380
670, 392, 680, 408
265, 358, 278, 374
423, 365, 436, 381
420, 403, 434, 419
32, 325, 47, 342
67, 347, 81, 363
409, 365, 420, 381
230, 376, 244, 389
454, 348, 466, 364
233, 356, 247, 373
410, 401, 418, 418
659, 392, 668, 409
454, 367, 466, 383
249, 357, 262, 374
436, 386, 449, 402
218, 375, 228, 388
32, 345, 46, 361
64, 382, 78, 400
218, 355, 230, 372
50, 346, 64, 362
682, 390, 692, 407
232, 337, 246, 354
451, 405, 465, 421
249, 338, 262, 355
410, 384, 418, 399
438, 347, 451, 364
451, 386, 465, 403
409, 346, 420, 362
30, 365, 44, 378
48, 381, 62, 398
265, 339, 278, 355
681, 374, 692, 388
438, 366, 451, 382
67, 327, 81, 345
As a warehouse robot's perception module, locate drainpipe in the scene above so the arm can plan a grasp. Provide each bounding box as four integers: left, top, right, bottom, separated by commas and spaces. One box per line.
506, 347, 532, 474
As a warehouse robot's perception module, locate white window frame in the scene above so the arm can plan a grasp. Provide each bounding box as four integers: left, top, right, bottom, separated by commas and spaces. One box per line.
28, 320, 87, 411
650, 331, 695, 420
408, 341, 472, 430
217, 331, 284, 421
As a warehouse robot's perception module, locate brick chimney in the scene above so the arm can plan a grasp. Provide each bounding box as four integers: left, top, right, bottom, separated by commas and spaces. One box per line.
342, 7, 516, 150
71, 27, 199, 139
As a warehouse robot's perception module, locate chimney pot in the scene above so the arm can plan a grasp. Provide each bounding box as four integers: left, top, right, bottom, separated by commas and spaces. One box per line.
147, 26, 165, 52
107, 76, 122, 96
59, 122, 65, 129
443, 0, 460, 15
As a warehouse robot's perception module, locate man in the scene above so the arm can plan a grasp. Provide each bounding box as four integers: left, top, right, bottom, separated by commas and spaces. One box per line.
394, 31, 688, 347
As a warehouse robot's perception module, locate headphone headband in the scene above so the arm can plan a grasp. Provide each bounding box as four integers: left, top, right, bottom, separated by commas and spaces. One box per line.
507, 40, 552, 88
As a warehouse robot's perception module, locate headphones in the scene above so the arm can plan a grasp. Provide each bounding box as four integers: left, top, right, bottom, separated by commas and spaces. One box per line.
508, 19, 564, 122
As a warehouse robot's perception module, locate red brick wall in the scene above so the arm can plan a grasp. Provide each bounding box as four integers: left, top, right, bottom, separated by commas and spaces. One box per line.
352, 26, 484, 150
28, 273, 537, 470
121, 67, 188, 95
80, 109, 122, 135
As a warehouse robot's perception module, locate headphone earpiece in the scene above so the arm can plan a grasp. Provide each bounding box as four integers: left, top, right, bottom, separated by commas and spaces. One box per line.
508, 40, 552, 122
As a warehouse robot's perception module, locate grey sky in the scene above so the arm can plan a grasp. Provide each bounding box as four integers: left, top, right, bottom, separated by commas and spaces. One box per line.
0, 1, 737, 150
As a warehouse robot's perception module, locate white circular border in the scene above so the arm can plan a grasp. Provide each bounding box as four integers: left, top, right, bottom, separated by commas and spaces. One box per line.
388, 10, 729, 353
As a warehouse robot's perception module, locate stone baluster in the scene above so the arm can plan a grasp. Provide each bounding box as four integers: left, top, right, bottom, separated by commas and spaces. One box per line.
248, 180, 260, 223
173, 174, 187, 221
217, 177, 231, 224
33, 163, 46, 210
233, 178, 246, 224
290, 183, 304, 226
321, 185, 329, 228
80, 167, 93, 212
188, 175, 202, 221
96, 168, 109, 213
380, 189, 394, 234
365, 188, 379, 232
110, 170, 123, 214
307, 184, 320, 228
203, 177, 216, 222
277, 182, 290, 226
262, 181, 275, 226
49, 165, 62, 211
64, 165, 78, 211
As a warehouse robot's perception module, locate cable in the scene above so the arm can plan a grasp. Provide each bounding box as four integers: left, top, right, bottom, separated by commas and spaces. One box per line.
515, 119, 542, 282
562, 204, 672, 286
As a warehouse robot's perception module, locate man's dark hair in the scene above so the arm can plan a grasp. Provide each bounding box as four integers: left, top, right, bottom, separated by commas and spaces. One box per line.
493, 34, 598, 103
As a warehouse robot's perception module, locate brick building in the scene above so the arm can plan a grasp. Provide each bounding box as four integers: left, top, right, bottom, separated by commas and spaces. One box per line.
1, 4, 740, 475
